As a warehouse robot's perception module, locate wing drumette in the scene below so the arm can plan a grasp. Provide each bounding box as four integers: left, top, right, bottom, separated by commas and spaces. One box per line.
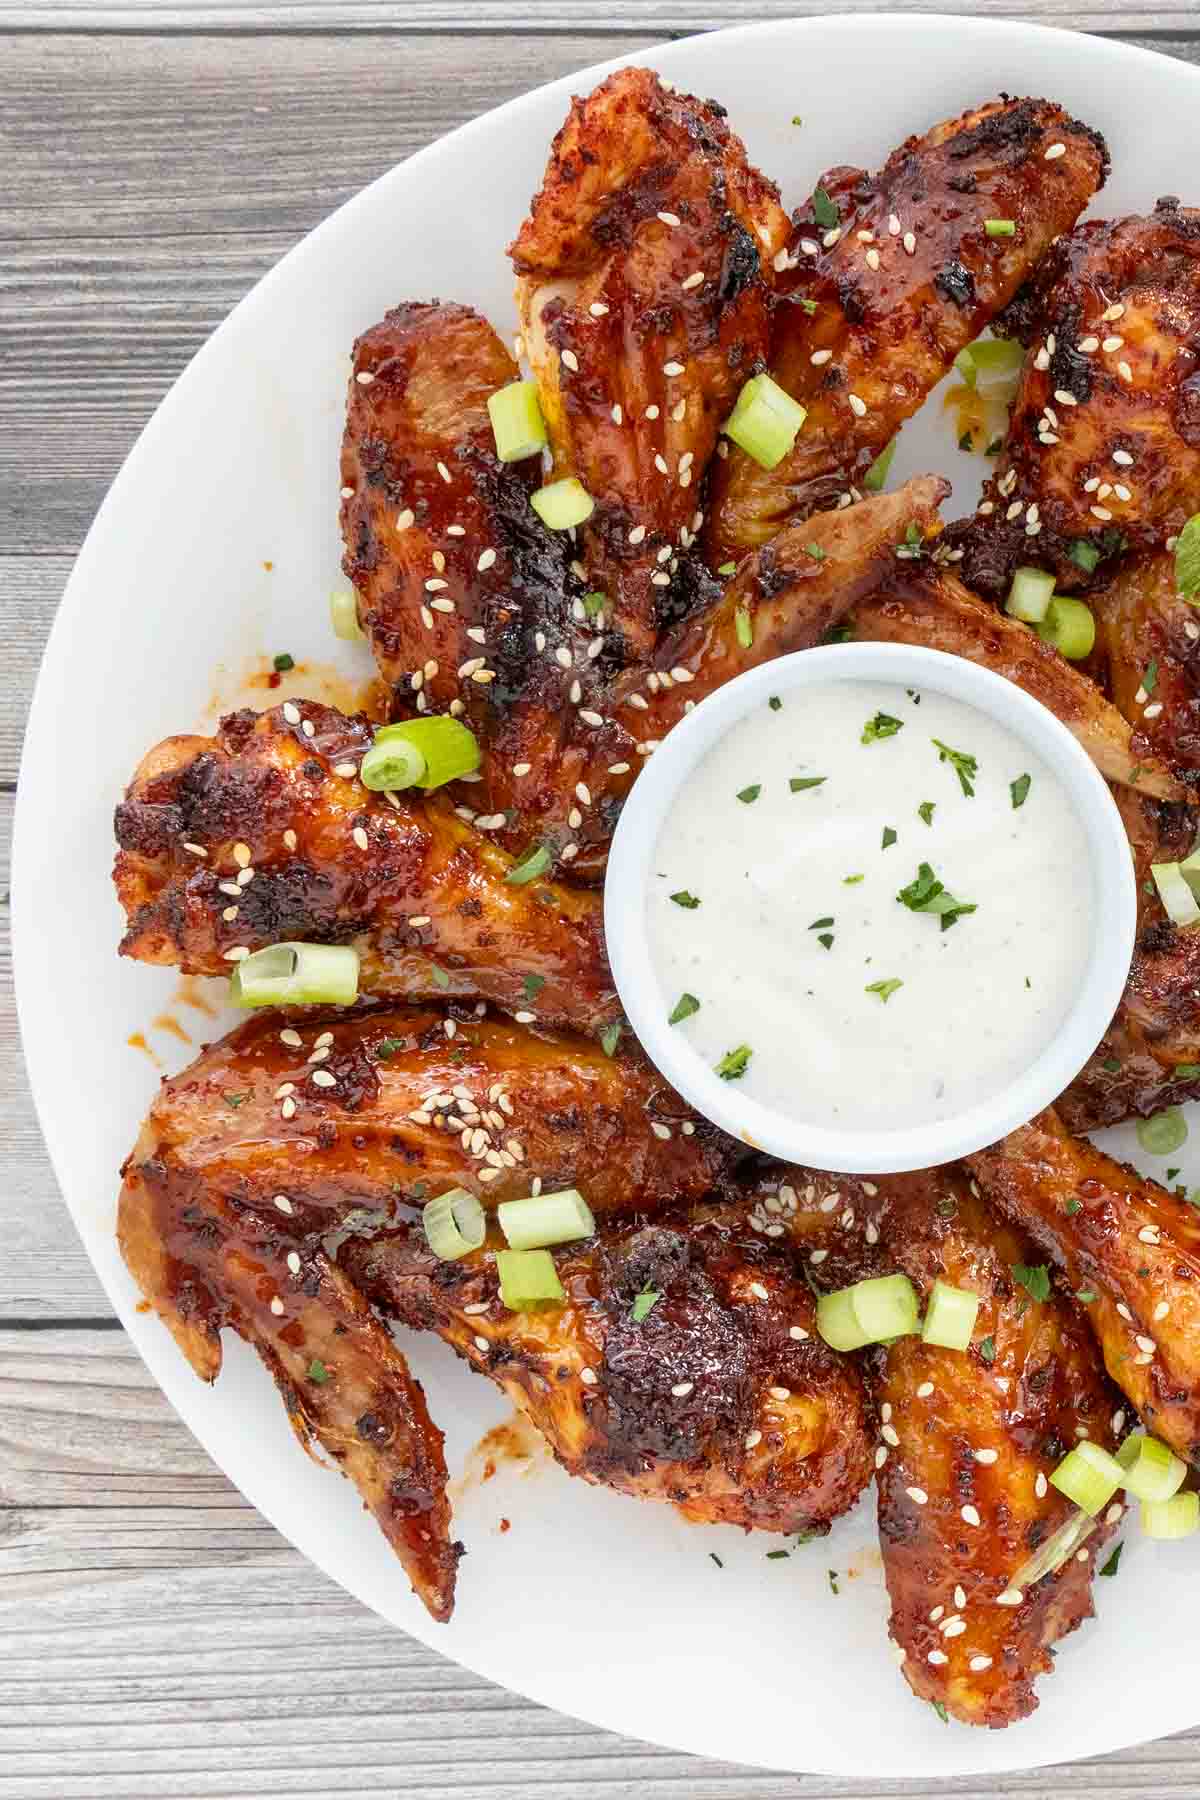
341, 1203, 873, 1537
511, 65, 790, 659
957, 202, 1200, 597
740, 1161, 1122, 1727
707, 96, 1107, 563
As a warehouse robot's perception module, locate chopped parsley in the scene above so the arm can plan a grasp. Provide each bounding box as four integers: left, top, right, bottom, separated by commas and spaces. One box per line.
827, 1568, 841, 1596
737, 783, 762, 804
932, 737, 978, 797
865, 977, 903, 1003
1167, 1167, 1181, 1183
374, 1037, 406, 1060
979, 1335, 996, 1364
917, 800, 936, 827
985, 437, 1003, 456
769, 695, 782, 711
809, 916, 835, 930
843, 873, 864, 885
600, 1020, 622, 1058
582, 590, 605, 616
958, 430, 974, 453
804, 541, 827, 562
631, 1287, 660, 1323
273, 652, 295, 673
798, 297, 818, 316
881, 826, 897, 850
812, 185, 840, 229
735, 606, 754, 649
896, 862, 977, 930
1064, 1198, 1082, 1217
223, 1091, 250, 1108
1076, 1288, 1097, 1304
506, 844, 552, 886
307, 1359, 330, 1385
1012, 1262, 1052, 1304
1010, 772, 1031, 809
862, 711, 904, 745
1069, 537, 1101, 574
790, 775, 827, 792
1098, 1542, 1124, 1579
523, 972, 546, 1001
715, 1044, 753, 1081
671, 889, 700, 909
669, 991, 700, 1025
1143, 659, 1159, 697
817, 932, 835, 950
1102, 1058, 1122, 1073
932, 1701, 949, 1725
765, 1549, 791, 1560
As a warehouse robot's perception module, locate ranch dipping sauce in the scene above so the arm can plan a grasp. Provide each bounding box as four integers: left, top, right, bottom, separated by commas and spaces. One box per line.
646, 678, 1094, 1133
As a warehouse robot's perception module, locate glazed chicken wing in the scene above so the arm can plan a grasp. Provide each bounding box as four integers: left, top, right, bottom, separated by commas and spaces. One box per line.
957, 202, 1200, 597
341, 1203, 873, 1537
969, 1109, 1200, 1465
741, 1161, 1122, 1726
112, 700, 615, 1033
707, 96, 1107, 564
1086, 547, 1200, 784
511, 65, 789, 658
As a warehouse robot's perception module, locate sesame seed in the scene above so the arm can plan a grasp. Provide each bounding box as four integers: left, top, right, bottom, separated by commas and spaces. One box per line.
1104, 303, 1126, 321
888, 213, 901, 235
312, 1069, 336, 1089
1117, 1303, 1132, 1321
355, 370, 375, 385
1091, 506, 1113, 521
799, 238, 819, 257
1044, 141, 1066, 159
663, 361, 685, 377
744, 1430, 762, 1449
1035, 1471, 1048, 1498
222, 946, 249, 962
875, 1446, 888, 1469
848, 393, 867, 418
353, 826, 369, 851
437, 462, 452, 484
425, 577, 447, 592
942, 1619, 966, 1639
682, 271, 704, 290
560, 349, 579, 372
903, 231, 916, 256
1034, 348, 1050, 371
1106, 1502, 1123, 1524
1113, 483, 1131, 502
333, 761, 358, 780
789, 1325, 809, 1341
477, 548, 497, 573
1154, 1300, 1170, 1321
1138, 1225, 1161, 1243
671, 1381, 694, 1397
1078, 335, 1099, 353
301, 720, 315, 739
996, 1588, 1023, 1606
974, 1448, 998, 1465
1136, 1335, 1156, 1354
589, 301, 609, 317
270, 1296, 286, 1314
927, 1650, 947, 1666
629, 524, 646, 545
611, 403, 623, 424
275, 1082, 295, 1099
954, 1585, 966, 1610
281, 1097, 296, 1119
580, 1368, 598, 1386
579, 709, 604, 727
645, 405, 659, 420
273, 1195, 293, 1215
969, 1655, 993, 1672
1118, 361, 1133, 382
882, 1424, 900, 1447
657, 210, 681, 227
916, 1381, 934, 1398
1053, 389, 1078, 407
308, 1046, 330, 1064
865, 247, 881, 271
286, 1251, 301, 1276
409, 915, 431, 928
905, 1487, 928, 1506
280, 1028, 303, 1048
961, 1505, 981, 1527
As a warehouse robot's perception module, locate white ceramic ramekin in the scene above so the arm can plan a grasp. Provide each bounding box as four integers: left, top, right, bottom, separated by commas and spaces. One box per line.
603, 641, 1137, 1174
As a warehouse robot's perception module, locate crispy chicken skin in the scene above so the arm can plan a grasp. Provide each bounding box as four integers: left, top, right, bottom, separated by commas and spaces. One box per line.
119, 1131, 461, 1622
340, 1204, 873, 1536
958, 202, 1200, 597
969, 1110, 1200, 1465
707, 97, 1106, 563
850, 564, 1184, 799
112, 700, 616, 1034
511, 66, 789, 658
741, 1161, 1121, 1727
114, 1005, 733, 1226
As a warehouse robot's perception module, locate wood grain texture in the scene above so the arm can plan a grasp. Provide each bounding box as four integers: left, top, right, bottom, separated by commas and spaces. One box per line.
6, 12, 1200, 1794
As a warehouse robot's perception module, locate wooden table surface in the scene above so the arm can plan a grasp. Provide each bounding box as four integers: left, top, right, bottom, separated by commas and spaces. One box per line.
5, 6, 1200, 1795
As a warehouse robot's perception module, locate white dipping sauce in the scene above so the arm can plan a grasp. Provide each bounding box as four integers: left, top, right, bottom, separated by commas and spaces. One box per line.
646, 679, 1093, 1132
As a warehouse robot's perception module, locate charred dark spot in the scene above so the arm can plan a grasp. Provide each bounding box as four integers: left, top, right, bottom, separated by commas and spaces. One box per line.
947, 100, 1048, 161
718, 223, 760, 304
947, 172, 978, 195
114, 798, 184, 856
458, 896, 483, 919
1174, 371, 1200, 448
655, 551, 723, 634
834, 274, 868, 326
754, 544, 792, 601
356, 1410, 393, 1446
934, 261, 976, 309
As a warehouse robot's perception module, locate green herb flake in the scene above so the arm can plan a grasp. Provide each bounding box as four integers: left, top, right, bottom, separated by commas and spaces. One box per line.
862, 711, 904, 745
865, 977, 903, 1003
710, 1552, 724, 1568
506, 845, 551, 886
1076, 1288, 1097, 1304
768, 695, 782, 712
716, 1044, 752, 1081
600, 1021, 622, 1058
1012, 1262, 1052, 1304
809, 916, 835, 931
735, 606, 754, 650
1010, 773, 1031, 809
827, 1568, 840, 1596
1064, 1198, 1082, 1217
932, 737, 978, 797
790, 775, 827, 793
671, 889, 701, 909
958, 430, 974, 453
932, 1701, 949, 1725
1143, 659, 1159, 697
804, 541, 827, 562
582, 590, 605, 617
799, 298, 818, 316
1175, 512, 1200, 599
1102, 1057, 1122, 1073
718, 561, 737, 576
1176, 1063, 1200, 1078
224, 1091, 250, 1108
896, 861, 978, 931
307, 1359, 330, 1385
737, 784, 762, 805
273, 652, 295, 673
1167, 1167, 1181, 1183
812, 186, 840, 230
980, 1335, 996, 1364
986, 437, 1003, 456
935, 1198, 957, 1219
1068, 537, 1101, 574
374, 1037, 406, 1061
843, 873, 864, 885
523, 973, 546, 1002
917, 800, 936, 827
1098, 1542, 1124, 1579
881, 826, 897, 850
765, 1549, 791, 1561
669, 991, 700, 1026
428, 963, 451, 990
817, 932, 835, 950
631, 1287, 660, 1323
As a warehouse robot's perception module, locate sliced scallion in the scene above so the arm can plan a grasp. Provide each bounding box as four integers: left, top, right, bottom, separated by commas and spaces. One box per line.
1005, 565, 1056, 625
497, 1247, 566, 1312
817, 1274, 919, 1351
363, 717, 481, 791
330, 589, 366, 642
816, 1287, 871, 1353
1038, 596, 1095, 660
863, 438, 897, 493
722, 373, 807, 470
422, 1187, 486, 1261
1141, 1491, 1200, 1540
531, 477, 594, 530
1135, 1107, 1187, 1155
920, 1279, 980, 1351
1115, 1432, 1187, 1503
1049, 1440, 1124, 1516
497, 1188, 595, 1252
954, 336, 1024, 390
984, 218, 1017, 238
506, 845, 552, 886
1151, 862, 1200, 928
487, 379, 548, 463
228, 941, 359, 1008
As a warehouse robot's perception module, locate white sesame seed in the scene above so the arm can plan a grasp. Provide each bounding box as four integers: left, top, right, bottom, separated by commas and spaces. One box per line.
312, 1069, 336, 1089
789, 1325, 809, 1341
1106, 1502, 1123, 1524
281, 1097, 296, 1119
352, 826, 369, 852
1102, 335, 1124, 353
1104, 303, 1126, 321
1117, 1303, 1132, 1321
875, 1446, 888, 1469
1113, 483, 1131, 502
1078, 335, 1099, 353
1154, 1301, 1170, 1321
1044, 141, 1066, 159
848, 393, 867, 418
969, 1655, 993, 1672
588, 301, 609, 318
744, 1429, 762, 1449
1091, 506, 1112, 521
1034, 348, 1050, 371
579, 1368, 598, 1386
1138, 1225, 1161, 1243
906, 1487, 928, 1506
355, 370, 375, 385
270, 1296, 286, 1315
273, 1195, 293, 1216
1118, 361, 1133, 382
560, 349, 579, 372
301, 720, 315, 738
942, 1619, 966, 1639
974, 1448, 999, 1465
882, 1424, 900, 1447
997, 1588, 1023, 1606
1036, 1471, 1048, 1498
954, 1585, 966, 1610
1136, 1335, 1157, 1354
663, 361, 685, 377
629, 524, 646, 545
961, 1505, 981, 1527
682, 270, 704, 290
222, 946, 249, 962
927, 1650, 947, 1666
809, 1249, 828, 1265
1054, 389, 1078, 407
916, 1381, 934, 1398
903, 231, 916, 256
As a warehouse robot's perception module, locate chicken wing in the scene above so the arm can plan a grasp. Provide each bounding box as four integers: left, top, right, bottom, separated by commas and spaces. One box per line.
707, 96, 1107, 563
956, 202, 1200, 597
119, 1126, 461, 1621
740, 1161, 1122, 1726
849, 563, 1184, 799
969, 1109, 1200, 1465
511, 66, 790, 658
112, 700, 615, 1033
341, 1203, 873, 1537
1087, 546, 1200, 782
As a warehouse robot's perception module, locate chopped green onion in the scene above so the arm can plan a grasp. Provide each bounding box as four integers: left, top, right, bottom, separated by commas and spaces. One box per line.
917, 800, 935, 827
631, 1286, 659, 1323
1005, 566, 1056, 624
865, 977, 903, 1003
817, 1273, 919, 1350
506, 845, 552, 886
920, 1279, 980, 1351
1069, 538, 1102, 574
1115, 1432, 1187, 1503
1050, 1440, 1124, 1516
1038, 596, 1095, 660
330, 589, 365, 642
816, 1287, 871, 1352
1010, 773, 1031, 809
1179, 847, 1200, 896
497, 1247, 565, 1312
273, 652, 295, 673
422, 1187, 486, 1261
669, 991, 700, 1025
715, 1044, 752, 1080
984, 218, 1017, 238
1136, 1107, 1187, 1155
531, 477, 594, 530
1151, 862, 1200, 928
364, 717, 481, 791
229, 942, 359, 1009
1013, 1507, 1096, 1588
811, 185, 839, 229
954, 336, 1024, 390
735, 606, 753, 649
1141, 1491, 1200, 1540
600, 1021, 622, 1057
497, 1187, 594, 1252
863, 438, 897, 493
722, 373, 807, 470
487, 379, 548, 463
1176, 512, 1200, 601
